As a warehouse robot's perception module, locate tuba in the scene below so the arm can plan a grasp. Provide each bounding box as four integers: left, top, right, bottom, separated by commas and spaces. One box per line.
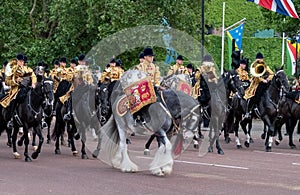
250, 59, 266, 78
5, 59, 17, 77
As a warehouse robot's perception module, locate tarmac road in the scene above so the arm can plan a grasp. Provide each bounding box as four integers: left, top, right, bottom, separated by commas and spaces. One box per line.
1, 119, 300, 195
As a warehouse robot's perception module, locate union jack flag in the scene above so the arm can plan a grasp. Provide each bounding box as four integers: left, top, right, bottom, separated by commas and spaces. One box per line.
247, 0, 299, 18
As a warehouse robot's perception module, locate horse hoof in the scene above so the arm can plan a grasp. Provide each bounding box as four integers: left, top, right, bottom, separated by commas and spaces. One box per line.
237, 145, 242, 149
25, 157, 32, 162
194, 144, 199, 149
265, 147, 272, 152
261, 133, 266, 140
13, 152, 21, 159
144, 149, 150, 155
55, 149, 61, 154
250, 138, 254, 143
31, 152, 38, 159
225, 137, 231, 144
17, 140, 23, 147
33, 146, 38, 152
82, 154, 88, 159
6, 142, 12, 147
218, 149, 224, 155
208, 147, 213, 153
199, 134, 204, 139
72, 151, 78, 156
244, 141, 250, 148
275, 139, 280, 146
290, 144, 296, 149
92, 150, 99, 158
74, 133, 80, 140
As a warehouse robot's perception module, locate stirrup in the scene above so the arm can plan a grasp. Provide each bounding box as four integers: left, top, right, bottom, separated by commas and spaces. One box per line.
41, 120, 48, 128
245, 112, 250, 119
7, 120, 13, 128
14, 114, 23, 126
63, 113, 71, 121
18, 127, 24, 135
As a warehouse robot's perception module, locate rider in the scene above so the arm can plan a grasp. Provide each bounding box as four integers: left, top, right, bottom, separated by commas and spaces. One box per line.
192, 55, 217, 130
237, 58, 250, 89
135, 47, 161, 88
76, 54, 94, 86
53, 57, 76, 121
167, 55, 189, 76
0, 54, 37, 128
244, 52, 274, 119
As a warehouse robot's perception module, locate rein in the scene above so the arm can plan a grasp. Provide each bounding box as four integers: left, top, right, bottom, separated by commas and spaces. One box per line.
28, 89, 43, 119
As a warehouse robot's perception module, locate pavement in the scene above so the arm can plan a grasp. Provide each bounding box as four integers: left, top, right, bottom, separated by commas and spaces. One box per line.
1, 119, 300, 195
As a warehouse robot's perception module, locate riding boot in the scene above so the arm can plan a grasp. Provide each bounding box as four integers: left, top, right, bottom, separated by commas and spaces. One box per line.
245, 98, 253, 119
7, 100, 17, 128
63, 98, 72, 121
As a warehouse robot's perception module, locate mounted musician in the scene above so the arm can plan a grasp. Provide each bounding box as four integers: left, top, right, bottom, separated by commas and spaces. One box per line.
244, 52, 274, 118
53, 57, 75, 120
167, 55, 189, 76
76, 54, 94, 86
134, 47, 161, 87
0, 54, 37, 128
237, 58, 250, 89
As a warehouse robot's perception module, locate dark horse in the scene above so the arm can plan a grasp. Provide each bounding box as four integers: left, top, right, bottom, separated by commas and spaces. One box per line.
98, 70, 200, 176
5, 73, 54, 161
72, 82, 100, 159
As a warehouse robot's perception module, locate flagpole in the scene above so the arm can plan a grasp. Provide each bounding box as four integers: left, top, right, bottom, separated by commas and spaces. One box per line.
221, 2, 225, 75
282, 32, 285, 66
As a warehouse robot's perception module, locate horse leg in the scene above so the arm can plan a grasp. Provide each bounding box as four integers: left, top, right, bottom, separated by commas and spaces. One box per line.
115, 124, 138, 172
31, 126, 44, 159
23, 127, 32, 162
216, 122, 224, 155
265, 131, 273, 152
46, 116, 52, 144
150, 130, 173, 176
12, 126, 21, 159
76, 122, 88, 159
144, 134, 156, 155
248, 119, 254, 143
288, 118, 297, 149
208, 125, 214, 153
32, 130, 38, 151
67, 123, 78, 156
234, 115, 242, 148
261, 123, 267, 140
6, 128, 12, 147
92, 130, 102, 158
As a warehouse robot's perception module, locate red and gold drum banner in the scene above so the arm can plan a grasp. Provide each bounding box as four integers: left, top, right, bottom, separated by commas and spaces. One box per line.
123, 77, 157, 114
177, 80, 191, 95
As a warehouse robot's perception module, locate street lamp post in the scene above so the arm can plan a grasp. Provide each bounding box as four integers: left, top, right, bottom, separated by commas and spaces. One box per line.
201, 0, 205, 62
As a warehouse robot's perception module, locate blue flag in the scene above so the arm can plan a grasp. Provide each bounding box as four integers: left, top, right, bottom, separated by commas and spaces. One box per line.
227, 23, 245, 50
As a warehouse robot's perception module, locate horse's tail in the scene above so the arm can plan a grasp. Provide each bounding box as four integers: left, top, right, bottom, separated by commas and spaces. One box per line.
99, 114, 120, 165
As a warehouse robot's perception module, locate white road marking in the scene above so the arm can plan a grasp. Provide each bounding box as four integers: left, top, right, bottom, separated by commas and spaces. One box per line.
254, 150, 300, 157
292, 163, 300, 166
174, 160, 249, 170
136, 156, 249, 170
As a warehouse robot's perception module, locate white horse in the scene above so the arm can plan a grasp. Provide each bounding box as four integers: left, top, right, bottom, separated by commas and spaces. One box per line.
98, 70, 200, 176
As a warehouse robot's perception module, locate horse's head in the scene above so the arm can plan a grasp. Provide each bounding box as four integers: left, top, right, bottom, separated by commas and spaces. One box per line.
222, 70, 244, 97
42, 76, 54, 107
96, 82, 111, 118
273, 67, 290, 93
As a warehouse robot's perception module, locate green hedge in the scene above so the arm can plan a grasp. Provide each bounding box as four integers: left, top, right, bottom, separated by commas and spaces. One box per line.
205, 35, 284, 72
